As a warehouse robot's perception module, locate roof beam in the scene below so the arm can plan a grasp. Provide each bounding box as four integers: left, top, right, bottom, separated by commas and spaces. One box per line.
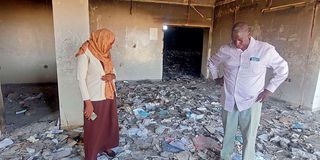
215, 0, 235, 7
261, 1, 309, 13
120, 0, 216, 7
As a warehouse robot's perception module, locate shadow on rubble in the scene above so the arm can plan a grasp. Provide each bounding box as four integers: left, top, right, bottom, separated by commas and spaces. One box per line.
1, 83, 59, 133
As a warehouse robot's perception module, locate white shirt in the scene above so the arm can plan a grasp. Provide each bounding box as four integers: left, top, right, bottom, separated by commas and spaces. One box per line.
208, 37, 288, 112
77, 49, 116, 101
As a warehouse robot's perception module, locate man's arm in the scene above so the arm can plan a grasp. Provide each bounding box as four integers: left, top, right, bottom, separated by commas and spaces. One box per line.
257, 47, 288, 102
208, 48, 225, 80
265, 48, 289, 93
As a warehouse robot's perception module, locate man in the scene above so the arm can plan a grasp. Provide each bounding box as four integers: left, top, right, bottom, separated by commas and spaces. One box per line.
208, 22, 288, 160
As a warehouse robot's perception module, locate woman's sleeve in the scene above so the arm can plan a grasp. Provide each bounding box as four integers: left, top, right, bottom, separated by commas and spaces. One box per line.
77, 54, 90, 100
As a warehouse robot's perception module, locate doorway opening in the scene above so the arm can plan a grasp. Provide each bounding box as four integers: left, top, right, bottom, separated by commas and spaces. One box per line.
163, 26, 205, 80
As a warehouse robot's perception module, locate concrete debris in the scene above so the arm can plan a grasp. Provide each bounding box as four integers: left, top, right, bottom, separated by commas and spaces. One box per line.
0, 138, 14, 149
197, 107, 208, 111
186, 112, 204, 120
175, 151, 191, 160
162, 137, 191, 153
26, 147, 36, 154
126, 126, 148, 138
258, 134, 269, 143
314, 151, 320, 157
231, 152, 266, 160
27, 151, 41, 160
97, 153, 109, 160
162, 141, 185, 153
270, 135, 290, 148
7, 93, 19, 103
155, 125, 170, 134
204, 125, 215, 134
256, 152, 267, 160
58, 134, 69, 142
15, 109, 27, 115
52, 139, 59, 144
145, 102, 159, 111
27, 135, 39, 143
278, 116, 291, 124
133, 108, 150, 119
1, 77, 320, 159
112, 146, 125, 154
215, 127, 224, 134
160, 151, 174, 158
49, 126, 64, 134
292, 122, 304, 129
193, 135, 221, 151
52, 147, 72, 160
42, 149, 54, 159
19, 92, 43, 105
291, 148, 317, 160
46, 133, 55, 139
66, 139, 78, 147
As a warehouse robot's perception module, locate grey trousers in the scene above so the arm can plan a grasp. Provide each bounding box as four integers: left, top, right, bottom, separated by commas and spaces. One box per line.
220, 102, 262, 160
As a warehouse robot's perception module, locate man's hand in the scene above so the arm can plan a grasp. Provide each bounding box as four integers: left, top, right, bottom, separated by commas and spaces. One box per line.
101, 73, 116, 82
256, 89, 272, 102
84, 100, 94, 120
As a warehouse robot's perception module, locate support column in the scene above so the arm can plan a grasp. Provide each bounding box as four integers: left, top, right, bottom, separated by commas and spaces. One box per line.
52, 0, 90, 128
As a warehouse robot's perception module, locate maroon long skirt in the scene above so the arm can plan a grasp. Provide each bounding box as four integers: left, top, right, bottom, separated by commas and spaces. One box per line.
83, 99, 119, 160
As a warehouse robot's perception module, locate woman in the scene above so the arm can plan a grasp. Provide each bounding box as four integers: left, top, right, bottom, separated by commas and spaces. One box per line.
76, 28, 119, 160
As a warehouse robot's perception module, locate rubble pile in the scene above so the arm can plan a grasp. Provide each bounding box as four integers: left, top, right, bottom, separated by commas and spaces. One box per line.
163, 50, 202, 80
0, 77, 320, 160
2, 84, 58, 133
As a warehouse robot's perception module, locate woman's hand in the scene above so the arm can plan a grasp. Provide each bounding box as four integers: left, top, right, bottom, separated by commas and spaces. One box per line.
84, 100, 94, 120
101, 73, 116, 82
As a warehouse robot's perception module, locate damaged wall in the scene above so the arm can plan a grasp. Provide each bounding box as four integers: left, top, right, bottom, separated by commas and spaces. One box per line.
211, 0, 320, 111
89, 0, 213, 80
0, 0, 57, 84
51, 0, 214, 128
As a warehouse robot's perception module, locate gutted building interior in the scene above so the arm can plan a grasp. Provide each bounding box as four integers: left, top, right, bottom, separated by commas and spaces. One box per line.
0, 0, 59, 133
0, 0, 320, 159
163, 26, 204, 80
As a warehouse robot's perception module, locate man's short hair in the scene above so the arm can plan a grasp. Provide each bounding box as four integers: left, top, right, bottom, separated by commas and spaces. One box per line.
232, 22, 250, 33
